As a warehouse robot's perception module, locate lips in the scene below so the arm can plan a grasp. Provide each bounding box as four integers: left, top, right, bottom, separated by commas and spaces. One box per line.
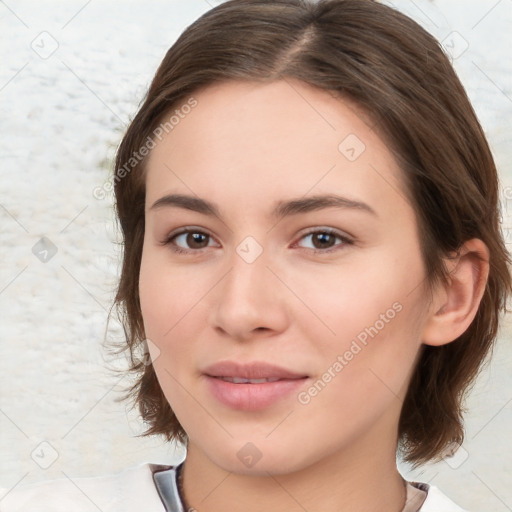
202, 361, 309, 410
202, 361, 308, 381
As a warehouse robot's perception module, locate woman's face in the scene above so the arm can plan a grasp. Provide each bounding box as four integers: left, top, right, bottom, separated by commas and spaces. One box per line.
139, 79, 432, 475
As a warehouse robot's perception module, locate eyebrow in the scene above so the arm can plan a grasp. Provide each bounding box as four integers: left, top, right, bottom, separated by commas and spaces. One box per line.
148, 193, 377, 219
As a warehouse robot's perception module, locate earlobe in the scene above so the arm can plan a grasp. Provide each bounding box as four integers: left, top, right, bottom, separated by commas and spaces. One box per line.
422, 239, 490, 347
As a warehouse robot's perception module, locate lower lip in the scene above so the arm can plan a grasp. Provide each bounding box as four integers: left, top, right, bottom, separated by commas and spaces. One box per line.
204, 375, 308, 411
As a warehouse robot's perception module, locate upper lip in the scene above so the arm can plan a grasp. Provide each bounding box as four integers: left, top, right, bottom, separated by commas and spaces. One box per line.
203, 361, 308, 380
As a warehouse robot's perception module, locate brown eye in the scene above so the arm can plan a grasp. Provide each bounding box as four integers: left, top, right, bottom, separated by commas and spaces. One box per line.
182, 232, 210, 249
310, 232, 337, 249
296, 229, 352, 253
164, 229, 217, 253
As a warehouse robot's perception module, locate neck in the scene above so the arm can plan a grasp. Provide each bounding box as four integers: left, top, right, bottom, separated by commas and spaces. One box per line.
180, 426, 406, 512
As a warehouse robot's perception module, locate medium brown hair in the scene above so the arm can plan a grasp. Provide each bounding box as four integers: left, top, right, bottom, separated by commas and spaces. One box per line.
106, 0, 511, 466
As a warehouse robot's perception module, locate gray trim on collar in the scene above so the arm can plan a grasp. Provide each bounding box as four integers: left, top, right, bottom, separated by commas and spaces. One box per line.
153, 463, 186, 512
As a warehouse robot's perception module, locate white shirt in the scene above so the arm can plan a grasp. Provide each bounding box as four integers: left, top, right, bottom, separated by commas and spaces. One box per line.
0, 462, 467, 511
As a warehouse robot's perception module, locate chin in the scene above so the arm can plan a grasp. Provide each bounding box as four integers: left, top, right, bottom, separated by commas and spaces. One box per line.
199, 437, 316, 477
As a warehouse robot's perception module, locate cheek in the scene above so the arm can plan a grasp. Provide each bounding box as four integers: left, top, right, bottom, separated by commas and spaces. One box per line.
139, 245, 206, 339
138, 250, 196, 407
294, 253, 425, 395
287, 255, 415, 345
138, 245, 219, 399
296, 306, 423, 442
324, 303, 424, 419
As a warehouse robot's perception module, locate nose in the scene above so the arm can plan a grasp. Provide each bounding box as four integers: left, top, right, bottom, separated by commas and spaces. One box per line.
210, 246, 290, 342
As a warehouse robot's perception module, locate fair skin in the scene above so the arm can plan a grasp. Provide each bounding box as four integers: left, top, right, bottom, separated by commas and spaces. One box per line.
139, 79, 489, 512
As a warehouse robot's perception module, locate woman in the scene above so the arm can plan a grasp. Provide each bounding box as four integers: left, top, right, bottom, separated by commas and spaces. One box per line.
1, 0, 510, 510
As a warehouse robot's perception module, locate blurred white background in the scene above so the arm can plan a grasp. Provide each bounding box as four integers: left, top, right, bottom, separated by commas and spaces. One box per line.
0, 1, 511, 510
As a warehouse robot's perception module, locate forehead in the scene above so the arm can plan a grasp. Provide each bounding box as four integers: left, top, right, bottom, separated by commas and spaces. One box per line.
144, 79, 410, 220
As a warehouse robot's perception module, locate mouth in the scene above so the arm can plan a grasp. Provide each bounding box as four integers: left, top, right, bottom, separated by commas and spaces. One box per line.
214, 377, 282, 384
203, 360, 308, 380
214, 376, 283, 384
202, 360, 309, 410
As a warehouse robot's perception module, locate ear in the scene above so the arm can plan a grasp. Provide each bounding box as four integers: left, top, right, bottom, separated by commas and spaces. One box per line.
422, 238, 490, 347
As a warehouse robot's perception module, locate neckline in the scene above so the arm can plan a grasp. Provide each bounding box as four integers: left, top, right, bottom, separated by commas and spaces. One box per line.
154, 463, 428, 512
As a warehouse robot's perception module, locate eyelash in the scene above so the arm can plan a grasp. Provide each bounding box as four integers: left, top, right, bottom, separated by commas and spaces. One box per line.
161, 227, 353, 255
